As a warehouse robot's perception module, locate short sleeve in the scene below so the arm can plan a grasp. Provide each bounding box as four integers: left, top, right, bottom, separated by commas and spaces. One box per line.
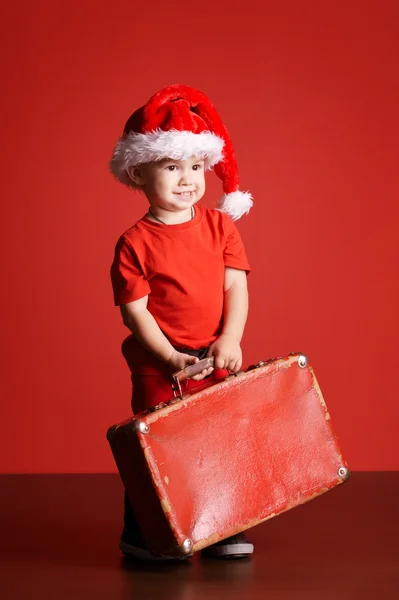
110, 235, 151, 306
223, 217, 251, 274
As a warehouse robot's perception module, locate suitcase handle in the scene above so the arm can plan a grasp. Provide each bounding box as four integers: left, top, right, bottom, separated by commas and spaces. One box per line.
171, 357, 215, 397
173, 356, 215, 382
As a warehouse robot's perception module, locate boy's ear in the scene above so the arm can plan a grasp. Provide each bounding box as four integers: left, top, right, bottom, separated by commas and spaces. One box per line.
127, 165, 146, 186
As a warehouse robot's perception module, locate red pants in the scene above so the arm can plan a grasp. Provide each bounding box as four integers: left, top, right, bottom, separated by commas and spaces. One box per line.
121, 335, 228, 415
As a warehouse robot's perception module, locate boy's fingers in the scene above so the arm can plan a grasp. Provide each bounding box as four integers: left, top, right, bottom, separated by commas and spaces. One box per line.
214, 356, 225, 370
231, 359, 240, 373
226, 358, 235, 372
192, 372, 205, 381
185, 355, 199, 364
199, 367, 212, 378
191, 366, 213, 381
233, 358, 241, 372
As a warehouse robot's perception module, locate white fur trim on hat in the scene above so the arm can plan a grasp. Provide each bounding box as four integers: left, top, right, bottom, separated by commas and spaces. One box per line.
218, 190, 254, 221
110, 129, 224, 187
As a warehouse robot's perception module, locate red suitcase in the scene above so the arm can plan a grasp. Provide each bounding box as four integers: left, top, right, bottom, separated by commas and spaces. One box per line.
107, 352, 350, 557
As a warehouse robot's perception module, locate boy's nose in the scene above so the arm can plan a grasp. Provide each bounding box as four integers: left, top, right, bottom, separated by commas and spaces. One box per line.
179, 172, 192, 184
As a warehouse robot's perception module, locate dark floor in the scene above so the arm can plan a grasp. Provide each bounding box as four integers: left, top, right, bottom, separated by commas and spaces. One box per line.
1, 473, 398, 599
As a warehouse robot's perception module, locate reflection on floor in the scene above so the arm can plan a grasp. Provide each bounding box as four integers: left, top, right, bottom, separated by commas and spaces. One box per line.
1, 472, 398, 599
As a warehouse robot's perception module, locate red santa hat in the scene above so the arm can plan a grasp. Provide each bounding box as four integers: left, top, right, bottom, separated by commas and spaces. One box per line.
110, 84, 253, 220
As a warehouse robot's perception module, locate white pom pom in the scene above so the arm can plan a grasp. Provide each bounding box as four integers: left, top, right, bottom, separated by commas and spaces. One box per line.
218, 190, 253, 220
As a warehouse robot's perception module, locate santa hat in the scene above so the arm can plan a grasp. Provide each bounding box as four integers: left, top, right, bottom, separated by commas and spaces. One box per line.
110, 84, 253, 220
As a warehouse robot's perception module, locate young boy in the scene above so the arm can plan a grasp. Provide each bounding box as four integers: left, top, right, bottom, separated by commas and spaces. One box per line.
110, 85, 254, 560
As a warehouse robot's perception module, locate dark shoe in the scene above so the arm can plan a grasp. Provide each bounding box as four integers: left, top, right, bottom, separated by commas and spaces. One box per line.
120, 528, 191, 562
121, 492, 192, 561
201, 533, 254, 559
121, 492, 170, 561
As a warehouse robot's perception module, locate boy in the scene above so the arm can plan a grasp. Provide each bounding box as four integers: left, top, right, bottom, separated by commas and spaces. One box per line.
110, 85, 253, 560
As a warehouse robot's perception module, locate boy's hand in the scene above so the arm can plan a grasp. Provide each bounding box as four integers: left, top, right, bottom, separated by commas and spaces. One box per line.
207, 334, 242, 372
167, 350, 214, 381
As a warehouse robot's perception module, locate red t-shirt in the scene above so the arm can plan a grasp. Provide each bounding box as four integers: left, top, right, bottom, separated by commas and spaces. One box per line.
111, 205, 251, 349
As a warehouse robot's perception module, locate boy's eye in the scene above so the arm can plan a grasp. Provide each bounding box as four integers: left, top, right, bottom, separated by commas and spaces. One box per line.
192, 164, 203, 170
166, 165, 177, 171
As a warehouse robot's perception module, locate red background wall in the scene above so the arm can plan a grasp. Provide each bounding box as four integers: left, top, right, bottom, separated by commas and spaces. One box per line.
1, 1, 398, 473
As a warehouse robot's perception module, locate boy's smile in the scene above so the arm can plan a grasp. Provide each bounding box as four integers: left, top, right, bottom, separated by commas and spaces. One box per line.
175, 191, 194, 197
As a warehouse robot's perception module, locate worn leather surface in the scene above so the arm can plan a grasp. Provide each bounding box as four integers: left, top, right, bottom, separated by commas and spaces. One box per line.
109, 355, 348, 554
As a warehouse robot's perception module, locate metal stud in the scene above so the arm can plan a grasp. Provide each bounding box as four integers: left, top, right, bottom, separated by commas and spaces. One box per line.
298, 354, 309, 368
133, 420, 150, 435
225, 370, 247, 381
168, 398, 178, 405
148, 402, 167, 413
338, 467, 351, 481
179, 538, 193, 555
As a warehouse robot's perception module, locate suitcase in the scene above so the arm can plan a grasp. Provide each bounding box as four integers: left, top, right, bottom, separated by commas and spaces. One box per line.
107, 352, 350, 557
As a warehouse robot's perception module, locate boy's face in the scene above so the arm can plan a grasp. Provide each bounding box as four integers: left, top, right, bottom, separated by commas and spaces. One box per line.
129, 157, 206, 213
